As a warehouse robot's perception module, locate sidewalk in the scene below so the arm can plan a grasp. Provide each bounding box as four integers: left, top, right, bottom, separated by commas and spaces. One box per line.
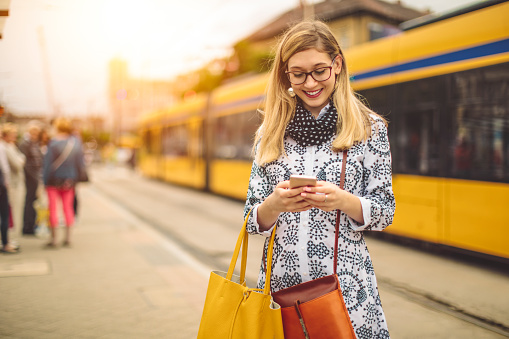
0, 184, 210, 339
2, 166, 507, 339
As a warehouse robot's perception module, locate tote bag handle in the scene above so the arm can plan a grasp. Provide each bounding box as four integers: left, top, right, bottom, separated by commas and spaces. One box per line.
226, 208, 277, 296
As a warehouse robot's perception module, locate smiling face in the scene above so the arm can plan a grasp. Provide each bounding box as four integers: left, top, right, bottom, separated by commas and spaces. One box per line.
287, 48, 341, 118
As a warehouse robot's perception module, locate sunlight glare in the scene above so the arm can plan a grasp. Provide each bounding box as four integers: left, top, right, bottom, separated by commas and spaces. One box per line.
99, 0, 157, 55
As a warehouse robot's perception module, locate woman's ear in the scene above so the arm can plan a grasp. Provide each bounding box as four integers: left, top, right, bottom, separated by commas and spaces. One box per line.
334, 56, 342, 75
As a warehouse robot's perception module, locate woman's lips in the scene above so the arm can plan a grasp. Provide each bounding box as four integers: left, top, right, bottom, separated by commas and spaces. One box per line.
303, 89, 322, 98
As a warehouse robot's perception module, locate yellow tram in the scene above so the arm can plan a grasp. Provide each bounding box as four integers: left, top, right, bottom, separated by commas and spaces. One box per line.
139, 0, 509, 261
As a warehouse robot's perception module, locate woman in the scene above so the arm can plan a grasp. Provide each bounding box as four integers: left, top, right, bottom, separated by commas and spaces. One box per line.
0, 128, 17, 254
2, 123, 26, 247
244, 21, 395, 338
43, 118, 84, 247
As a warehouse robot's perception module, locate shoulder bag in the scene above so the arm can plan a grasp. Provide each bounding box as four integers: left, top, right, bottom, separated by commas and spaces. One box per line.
271, 151, 356, 339
197, 209, 284, 339
77, 159, 89, 182
47, 138, 75, 189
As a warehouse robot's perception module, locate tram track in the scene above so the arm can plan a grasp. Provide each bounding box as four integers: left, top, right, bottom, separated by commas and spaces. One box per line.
377, 277, 509, 337
91, 169, 509, 337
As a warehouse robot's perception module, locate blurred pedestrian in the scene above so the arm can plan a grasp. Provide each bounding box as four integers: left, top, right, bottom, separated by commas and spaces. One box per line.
39, 128, 51, 155
2, 123, 26, 247
19, 121, 43, 235
0, 128, 17, 253
43, 118, 85, 247
244, 21, 395, 337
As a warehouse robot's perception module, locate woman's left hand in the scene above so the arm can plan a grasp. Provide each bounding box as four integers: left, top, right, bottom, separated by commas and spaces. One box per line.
300, 181, 345, 212
300, 180, 365, 223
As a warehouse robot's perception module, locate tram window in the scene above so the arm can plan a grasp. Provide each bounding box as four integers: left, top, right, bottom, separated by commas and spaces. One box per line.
162, 124, 189, 157
368, 22, 401, 41
393, 77, 442, 176
361, 78, 442, 176
448, 64, 509, 183
395, 110, 440, 176
214, 110, 261, 160
449, 105, 508, 183
450, 63, 509, 103
357, 86, 395, 117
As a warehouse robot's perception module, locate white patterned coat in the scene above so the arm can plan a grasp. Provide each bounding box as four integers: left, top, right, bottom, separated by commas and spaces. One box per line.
244, 115, 395, 339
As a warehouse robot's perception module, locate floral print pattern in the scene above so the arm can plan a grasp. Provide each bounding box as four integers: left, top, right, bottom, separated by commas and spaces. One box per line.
244, 116, 395, 338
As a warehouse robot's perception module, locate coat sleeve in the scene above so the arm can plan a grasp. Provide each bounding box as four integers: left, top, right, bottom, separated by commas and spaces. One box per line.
0, 144, 10, 186
6, 145, 26, 172
243, 159, 276, 237
347, 117, 396, 231
42, 142, 54, 185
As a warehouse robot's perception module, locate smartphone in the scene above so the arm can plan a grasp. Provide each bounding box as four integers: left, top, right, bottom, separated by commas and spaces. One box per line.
289, 175, 317, 188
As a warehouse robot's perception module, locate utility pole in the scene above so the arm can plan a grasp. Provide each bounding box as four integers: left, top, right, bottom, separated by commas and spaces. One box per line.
300, 0, 315, 21
37, 26, 59, 120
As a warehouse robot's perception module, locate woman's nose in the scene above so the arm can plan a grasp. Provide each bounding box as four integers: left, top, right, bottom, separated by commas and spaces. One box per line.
303, 74, 318, 87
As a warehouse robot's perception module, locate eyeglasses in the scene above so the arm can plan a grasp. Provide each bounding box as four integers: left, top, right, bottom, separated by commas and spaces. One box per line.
285, 58, 336, 85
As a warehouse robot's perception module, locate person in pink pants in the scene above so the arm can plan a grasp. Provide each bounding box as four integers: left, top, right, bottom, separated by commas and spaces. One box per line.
42, 118, 85, 248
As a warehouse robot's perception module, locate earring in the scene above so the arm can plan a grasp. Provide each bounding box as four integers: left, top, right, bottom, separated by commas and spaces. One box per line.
288, 87, 296, 97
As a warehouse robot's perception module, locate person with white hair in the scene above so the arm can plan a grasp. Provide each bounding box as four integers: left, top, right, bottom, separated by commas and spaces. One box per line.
0, 127, 17, 253
2, 123, 26, 246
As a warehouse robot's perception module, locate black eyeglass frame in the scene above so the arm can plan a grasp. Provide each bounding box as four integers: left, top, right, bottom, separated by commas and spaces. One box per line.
285, 57, 338, 85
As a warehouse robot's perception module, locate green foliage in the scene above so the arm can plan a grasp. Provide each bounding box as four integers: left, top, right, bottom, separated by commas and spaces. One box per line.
82, 129, 111, 147
233, 40, 273, 75
192, 68, 224, 94
96, 131, 111, 147
180, 40, 274, 97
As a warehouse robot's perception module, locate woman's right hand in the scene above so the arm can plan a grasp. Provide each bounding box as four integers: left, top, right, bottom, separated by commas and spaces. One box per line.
257, 181, 312, 231
269, 181, 313, 213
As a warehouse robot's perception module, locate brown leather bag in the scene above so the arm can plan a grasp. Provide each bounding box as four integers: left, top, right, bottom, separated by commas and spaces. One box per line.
271, 151, 356, 339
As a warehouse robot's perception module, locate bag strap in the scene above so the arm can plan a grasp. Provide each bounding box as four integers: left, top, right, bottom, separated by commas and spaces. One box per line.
333, 150, 348, 275
226, 208, 277, 296
51, 138, 75, 171
226, 208, 251, 282
264, 221, 277, 295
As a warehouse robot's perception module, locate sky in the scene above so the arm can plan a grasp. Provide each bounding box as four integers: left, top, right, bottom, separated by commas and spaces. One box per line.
0, 0, 480, 117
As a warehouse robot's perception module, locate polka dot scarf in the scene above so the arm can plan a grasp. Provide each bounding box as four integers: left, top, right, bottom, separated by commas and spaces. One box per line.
285, 102, 338, 147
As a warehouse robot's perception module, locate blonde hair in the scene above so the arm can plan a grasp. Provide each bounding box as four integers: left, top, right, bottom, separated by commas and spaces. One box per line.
254, 21, 385, 166
27, 120, 41, 133
53, 117, 73, 134
2, 123, 18, 136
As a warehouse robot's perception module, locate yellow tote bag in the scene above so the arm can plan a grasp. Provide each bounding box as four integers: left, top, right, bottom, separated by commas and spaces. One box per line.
197, 210, 284, 339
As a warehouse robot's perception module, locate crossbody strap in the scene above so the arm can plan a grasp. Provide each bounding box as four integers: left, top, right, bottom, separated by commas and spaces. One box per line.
333, 150, 348, 275
51, 138, 75, 171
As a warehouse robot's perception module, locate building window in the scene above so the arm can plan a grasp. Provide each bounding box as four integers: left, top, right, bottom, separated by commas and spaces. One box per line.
368, 22, 401, 41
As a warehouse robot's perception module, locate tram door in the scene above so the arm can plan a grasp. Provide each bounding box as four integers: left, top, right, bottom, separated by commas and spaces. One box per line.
149, 126, 162, 178
392, 107, 444, 243
188, 117, 206, 189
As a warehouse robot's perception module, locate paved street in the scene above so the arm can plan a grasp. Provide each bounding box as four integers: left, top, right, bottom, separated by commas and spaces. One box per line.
0, 170, 209, 338
1, 165, 507, 338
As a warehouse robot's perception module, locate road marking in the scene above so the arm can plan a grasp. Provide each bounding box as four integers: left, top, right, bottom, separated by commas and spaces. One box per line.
0, 259, 50, 277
